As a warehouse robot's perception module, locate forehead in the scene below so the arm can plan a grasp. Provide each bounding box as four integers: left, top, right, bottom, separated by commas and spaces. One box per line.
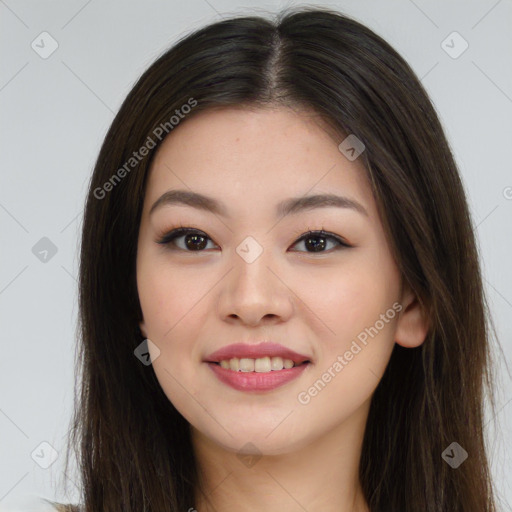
144, 106, 376, 220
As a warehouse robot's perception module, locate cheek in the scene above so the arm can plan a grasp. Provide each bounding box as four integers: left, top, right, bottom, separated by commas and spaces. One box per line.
137, 258, 216, 378
295, 251, 400, 361
293, 261, 399, 420
137, 260, 204, 338
137, 262, 207, 414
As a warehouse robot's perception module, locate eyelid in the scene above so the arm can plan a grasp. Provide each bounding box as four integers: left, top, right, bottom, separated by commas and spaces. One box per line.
289, 227, 351, 248
156, 226, 211, 245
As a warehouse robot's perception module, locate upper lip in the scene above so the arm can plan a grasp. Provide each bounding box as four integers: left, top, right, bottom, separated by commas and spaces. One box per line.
205, 342, 311, 365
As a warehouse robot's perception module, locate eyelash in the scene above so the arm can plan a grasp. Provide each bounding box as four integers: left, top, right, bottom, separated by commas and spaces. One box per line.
156, 224, 352, 254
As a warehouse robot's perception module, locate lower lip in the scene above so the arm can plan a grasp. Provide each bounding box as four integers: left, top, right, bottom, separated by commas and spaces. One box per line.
206, 362, 310, 392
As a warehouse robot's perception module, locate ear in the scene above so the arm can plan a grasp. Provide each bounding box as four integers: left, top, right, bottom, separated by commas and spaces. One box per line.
394, 284, 430, 348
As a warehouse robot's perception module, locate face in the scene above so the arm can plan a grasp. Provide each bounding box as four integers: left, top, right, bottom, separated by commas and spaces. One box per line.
136, 106, 426, 456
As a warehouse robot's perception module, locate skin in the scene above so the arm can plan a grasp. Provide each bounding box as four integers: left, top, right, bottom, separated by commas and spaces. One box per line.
136, 106, 429, 512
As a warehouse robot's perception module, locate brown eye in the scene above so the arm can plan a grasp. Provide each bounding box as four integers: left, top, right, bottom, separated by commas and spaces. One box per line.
157, 228, 216, 251
290, 230, 349, 253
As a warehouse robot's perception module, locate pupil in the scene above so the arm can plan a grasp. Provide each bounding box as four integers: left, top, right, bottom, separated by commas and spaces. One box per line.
186, 234, 207, 250
306, 235, 326, 252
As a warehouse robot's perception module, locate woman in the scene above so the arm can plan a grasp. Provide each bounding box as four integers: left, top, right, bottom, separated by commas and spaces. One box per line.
47, 6, 498, 512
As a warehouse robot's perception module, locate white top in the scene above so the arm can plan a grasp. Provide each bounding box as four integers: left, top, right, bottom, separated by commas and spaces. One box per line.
0, 496, 59, 512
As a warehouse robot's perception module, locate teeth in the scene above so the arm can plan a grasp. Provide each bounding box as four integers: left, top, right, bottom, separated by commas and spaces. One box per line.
240, 358, 254, 372
218, 356, 299, 372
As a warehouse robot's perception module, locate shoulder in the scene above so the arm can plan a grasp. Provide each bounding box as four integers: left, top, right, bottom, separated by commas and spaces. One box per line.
0, 496, 79, 512
41, 501, 79, 512
39, 499, 80, 512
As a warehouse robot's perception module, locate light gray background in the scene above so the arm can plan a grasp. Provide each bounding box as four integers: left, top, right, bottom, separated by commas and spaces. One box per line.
1, 0, 511, 510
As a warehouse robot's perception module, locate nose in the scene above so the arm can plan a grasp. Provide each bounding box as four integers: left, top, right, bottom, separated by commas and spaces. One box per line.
216, 248, 294, 327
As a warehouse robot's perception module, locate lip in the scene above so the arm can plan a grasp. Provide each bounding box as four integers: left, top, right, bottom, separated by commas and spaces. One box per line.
206, 361, 310, 392
204, 342, 311, 365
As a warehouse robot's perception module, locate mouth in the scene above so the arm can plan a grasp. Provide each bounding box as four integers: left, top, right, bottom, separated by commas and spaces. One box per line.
204, 341, 312, 372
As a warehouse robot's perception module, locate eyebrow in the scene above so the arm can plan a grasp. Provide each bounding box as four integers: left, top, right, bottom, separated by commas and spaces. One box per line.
149, 189, 368, 218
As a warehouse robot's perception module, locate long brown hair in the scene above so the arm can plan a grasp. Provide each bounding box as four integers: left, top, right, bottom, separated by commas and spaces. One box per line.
55, 6, 499, 511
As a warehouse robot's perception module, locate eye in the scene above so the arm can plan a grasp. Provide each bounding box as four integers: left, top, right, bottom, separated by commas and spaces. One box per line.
289, 229, 351, 253
156, 226, 351, 253
156, 227, 217, 252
